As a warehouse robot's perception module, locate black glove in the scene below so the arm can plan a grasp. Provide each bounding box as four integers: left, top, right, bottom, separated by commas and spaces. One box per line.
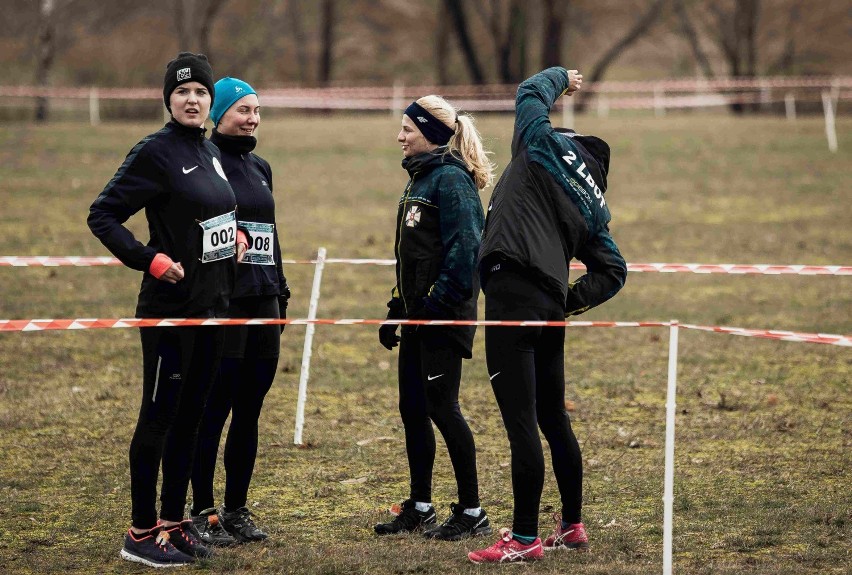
379, 322, 400, 350
278, 286, 290, 334
407, 297, 447, 320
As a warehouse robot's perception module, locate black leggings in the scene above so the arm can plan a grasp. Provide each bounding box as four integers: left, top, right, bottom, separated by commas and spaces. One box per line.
483, 270, 583, 536
398, 327, 480, 509
132, 325, 224, 528
191, 296, 280, 513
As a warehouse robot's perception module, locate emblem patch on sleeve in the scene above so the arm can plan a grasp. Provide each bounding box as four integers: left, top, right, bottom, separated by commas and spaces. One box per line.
405, 205, 421, 227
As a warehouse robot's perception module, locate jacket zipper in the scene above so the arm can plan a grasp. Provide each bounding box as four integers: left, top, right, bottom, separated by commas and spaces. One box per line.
396, 171, 417, 314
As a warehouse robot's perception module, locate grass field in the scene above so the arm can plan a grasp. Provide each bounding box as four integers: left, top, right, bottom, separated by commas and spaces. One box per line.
0, 111, 850, 574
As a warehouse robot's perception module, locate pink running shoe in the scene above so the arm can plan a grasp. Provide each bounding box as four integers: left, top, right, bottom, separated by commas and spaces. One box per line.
467, 528, 543, 564
542, 513, 589, 551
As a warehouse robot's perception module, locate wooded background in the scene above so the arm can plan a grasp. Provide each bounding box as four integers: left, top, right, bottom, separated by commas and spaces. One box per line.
3, 0, 851, 92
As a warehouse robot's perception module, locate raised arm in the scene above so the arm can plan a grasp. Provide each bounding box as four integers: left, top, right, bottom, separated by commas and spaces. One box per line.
512, 67, 583, 156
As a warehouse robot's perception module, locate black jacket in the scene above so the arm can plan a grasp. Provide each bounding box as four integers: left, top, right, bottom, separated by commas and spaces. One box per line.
479, 67, 627, 315
88, 120, 237, 318
210, 130, 287, 300
390, 149, 484, 358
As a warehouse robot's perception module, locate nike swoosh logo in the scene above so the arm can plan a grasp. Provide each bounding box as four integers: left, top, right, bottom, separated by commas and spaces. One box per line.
426, 374, 444, 381
489, 372, 501, 380
182, 165, 198, 174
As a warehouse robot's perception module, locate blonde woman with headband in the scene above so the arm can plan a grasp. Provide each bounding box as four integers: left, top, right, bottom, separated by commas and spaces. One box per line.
374, 95, 494, 541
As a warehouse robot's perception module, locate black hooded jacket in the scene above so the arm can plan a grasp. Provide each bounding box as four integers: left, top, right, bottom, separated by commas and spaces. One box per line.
479, 68, 626, 315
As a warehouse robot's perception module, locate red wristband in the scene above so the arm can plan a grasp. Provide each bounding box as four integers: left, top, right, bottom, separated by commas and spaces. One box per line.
149, 253, 174, 279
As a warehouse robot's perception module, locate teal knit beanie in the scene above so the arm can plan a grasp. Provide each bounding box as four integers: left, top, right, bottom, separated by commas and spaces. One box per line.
210, 77, 257, 127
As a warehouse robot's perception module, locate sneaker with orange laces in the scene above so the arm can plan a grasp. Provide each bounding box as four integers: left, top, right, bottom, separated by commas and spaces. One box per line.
120, 526, 195, 567
161, 519, 214, 559
542, 513, 589, 551
467, 528, 543, 564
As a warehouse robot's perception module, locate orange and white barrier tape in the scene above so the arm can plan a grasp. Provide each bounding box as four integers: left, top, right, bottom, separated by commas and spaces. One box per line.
0, 317, 848, 346
1, 256, 850, 275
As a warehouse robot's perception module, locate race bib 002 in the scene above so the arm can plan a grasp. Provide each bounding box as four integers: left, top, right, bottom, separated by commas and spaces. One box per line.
199, 210, 237, 263
240, 221, 275, 265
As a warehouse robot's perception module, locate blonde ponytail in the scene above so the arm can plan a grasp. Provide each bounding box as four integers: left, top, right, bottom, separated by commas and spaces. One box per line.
416, 95, 496, 190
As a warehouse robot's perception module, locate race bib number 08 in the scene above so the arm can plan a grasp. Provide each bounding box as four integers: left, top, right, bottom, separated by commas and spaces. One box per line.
239, 221, 275, 265
199, 210, 237, 263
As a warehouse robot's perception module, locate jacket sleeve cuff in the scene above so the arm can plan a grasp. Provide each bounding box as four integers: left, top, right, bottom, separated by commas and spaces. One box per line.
149, 253, 174, 279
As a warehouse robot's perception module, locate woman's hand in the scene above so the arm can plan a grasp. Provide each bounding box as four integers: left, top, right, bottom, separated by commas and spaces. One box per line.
160, 261, 185, 284
566, 69, 583, 96
236, 229, 248, 263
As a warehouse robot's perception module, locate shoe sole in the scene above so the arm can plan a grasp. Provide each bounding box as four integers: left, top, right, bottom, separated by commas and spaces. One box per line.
423, 525, 493, 541
374, 520, 437, 536
543, 542, 590, 552
120, 548, 192, 568
468, 553, 542, 564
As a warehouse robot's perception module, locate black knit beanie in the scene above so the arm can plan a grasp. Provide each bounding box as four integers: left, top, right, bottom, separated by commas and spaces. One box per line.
163, 52, 215, 112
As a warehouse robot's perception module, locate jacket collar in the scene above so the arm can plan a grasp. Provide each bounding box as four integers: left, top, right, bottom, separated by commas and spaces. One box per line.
402, 146, 468, 176
166, 119, 207, 142
210, 129, 257, 155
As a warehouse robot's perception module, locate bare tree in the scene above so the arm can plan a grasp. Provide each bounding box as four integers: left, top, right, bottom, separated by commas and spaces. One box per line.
35, 0, 58, 122
766, 1, 800, 75
198, 0, 228, 59
677, 0, 762, 112
475, 0, 527, 83
318, 0, 335, 85
435, 0, 451, 85
575, 0, 667, 112
673, 0, 715, 78
541, 0, 565, 70
285, 0, 310, 82
443, 0, 485, 84
173, 0, 229, 58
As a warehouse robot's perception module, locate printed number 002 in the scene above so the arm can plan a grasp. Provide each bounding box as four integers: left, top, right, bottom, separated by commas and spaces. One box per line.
210, 227, 235, 247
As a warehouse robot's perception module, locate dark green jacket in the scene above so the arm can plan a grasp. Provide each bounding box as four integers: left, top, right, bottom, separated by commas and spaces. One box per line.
388, 148, 484, 358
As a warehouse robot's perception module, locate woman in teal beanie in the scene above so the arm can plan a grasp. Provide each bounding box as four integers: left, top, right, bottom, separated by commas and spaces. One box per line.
190, 76, 291, 545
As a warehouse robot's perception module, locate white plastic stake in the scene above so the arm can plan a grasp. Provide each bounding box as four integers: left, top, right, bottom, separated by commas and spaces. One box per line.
654, 85, 666, 117
89, 87, 100, 126
391, 80, 404, 118
663, 320, 679, 575
293, 247, 327, 445
784, 93, 796, 121
822, 91, 838, 153
562, 94, 575, 128
597, 95, 610, 118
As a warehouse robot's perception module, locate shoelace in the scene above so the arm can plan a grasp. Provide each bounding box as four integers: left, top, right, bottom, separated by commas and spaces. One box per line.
154, 531, 171, 550
395, 506, 427, 530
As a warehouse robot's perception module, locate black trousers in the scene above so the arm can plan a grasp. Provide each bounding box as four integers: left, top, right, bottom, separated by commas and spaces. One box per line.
398, 327, 480, 509
483, 270, 583, 536
132, 325, 224, 528
191, 296, 280, 513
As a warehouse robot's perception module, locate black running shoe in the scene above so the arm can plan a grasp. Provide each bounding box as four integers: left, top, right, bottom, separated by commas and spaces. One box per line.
192, 507, 237, 547
221, 506, 269, 543
374, 499, 437, 535
424, 503, 492, 541
162, 520, 214, 559
120, 526, 195, 567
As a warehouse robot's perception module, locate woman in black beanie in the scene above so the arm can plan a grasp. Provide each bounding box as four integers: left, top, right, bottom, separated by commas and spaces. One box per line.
88, 52, 246, 568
